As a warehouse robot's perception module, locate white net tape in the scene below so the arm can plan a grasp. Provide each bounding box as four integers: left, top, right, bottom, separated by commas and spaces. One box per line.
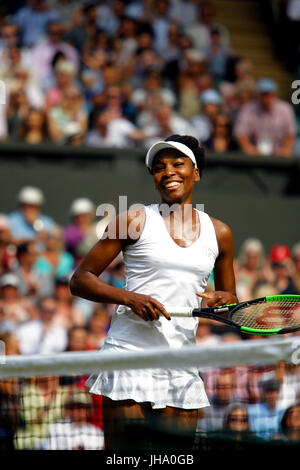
1, 337, 300, 379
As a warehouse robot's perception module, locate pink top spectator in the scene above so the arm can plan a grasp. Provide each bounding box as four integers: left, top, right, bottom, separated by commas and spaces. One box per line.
234, 99, 297, 155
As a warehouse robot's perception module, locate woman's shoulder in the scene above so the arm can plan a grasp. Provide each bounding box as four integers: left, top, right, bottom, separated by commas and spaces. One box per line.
208, 216, 234, 245
209, 216, 232, 232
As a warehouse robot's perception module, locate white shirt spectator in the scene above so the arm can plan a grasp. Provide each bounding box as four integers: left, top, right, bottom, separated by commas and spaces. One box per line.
131, 88, 177, 109
44, 421, 104, 450
16, 320, 67, 355
143, 111, 197, 148
85, 117, 139, 148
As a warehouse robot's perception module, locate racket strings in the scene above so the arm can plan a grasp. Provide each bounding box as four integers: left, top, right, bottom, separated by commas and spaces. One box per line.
231, 300, 300, 329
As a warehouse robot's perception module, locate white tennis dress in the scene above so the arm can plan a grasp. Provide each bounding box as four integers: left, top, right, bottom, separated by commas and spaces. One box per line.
86, 204, 219, 409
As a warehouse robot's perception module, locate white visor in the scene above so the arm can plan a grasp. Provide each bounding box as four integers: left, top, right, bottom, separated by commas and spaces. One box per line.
145, 141, 198, 170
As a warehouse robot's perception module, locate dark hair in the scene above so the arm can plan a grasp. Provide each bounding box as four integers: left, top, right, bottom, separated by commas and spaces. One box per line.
280, 403, 300, 436
165, 134, 205, 177
18, 108, 48, 142
17, 241, 30, 257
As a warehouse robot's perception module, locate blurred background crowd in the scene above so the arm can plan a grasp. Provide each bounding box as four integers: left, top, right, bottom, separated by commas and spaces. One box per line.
0, 0, 299, 157
0, 0, 300, 451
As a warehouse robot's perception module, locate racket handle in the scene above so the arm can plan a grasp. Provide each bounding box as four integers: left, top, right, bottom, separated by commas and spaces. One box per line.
166, 307, 194, 317
117, 305, 194, 317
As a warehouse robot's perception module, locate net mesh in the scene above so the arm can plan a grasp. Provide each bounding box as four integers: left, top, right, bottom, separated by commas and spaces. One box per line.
1, 337, 300, 451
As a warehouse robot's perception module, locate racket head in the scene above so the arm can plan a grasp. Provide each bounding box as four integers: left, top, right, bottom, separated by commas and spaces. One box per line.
228, 295, 300, 335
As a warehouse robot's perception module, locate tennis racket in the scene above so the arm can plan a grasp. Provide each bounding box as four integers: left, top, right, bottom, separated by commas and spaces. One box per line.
167, 294, 300, 335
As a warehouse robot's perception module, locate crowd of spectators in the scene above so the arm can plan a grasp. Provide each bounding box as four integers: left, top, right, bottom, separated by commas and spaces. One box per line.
0, 183, 299, 448
0, 0, 298, 157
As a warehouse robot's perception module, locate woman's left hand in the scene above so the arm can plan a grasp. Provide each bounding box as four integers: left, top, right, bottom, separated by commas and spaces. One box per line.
196, 291, 238, 308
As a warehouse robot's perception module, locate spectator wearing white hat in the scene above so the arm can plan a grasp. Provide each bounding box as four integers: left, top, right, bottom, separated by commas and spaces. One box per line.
64, 198, 99, 259
7, 186, 56, 242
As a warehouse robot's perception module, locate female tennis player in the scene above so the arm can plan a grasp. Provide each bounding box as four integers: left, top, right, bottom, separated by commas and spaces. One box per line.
70, 134, 238, 449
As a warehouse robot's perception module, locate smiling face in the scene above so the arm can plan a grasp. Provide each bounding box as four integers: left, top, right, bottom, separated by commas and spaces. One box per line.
152, 149, 200, 205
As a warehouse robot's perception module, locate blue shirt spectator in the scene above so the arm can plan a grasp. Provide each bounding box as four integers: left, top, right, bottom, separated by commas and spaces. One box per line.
8, 186, 55, 241
14, 0, 61, 48
248, 378, 285, 439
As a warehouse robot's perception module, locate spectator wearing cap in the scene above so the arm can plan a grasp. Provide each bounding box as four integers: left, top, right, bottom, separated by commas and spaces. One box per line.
44, 389, 104, 450
191, 88, 222, 144
267, 245, 297, 295
64, 198, 98, 258
248, 378, 285, 439
7, 186, 56, 243
234, 78, 297, 157
15, 296, 68, 355
0, 273, 38, 331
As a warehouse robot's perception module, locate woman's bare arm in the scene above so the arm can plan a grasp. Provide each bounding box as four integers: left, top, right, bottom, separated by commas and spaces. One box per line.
70, 210, 170, 321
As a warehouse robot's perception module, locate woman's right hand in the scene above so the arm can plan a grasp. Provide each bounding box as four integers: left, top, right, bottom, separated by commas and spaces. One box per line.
125, 292, 171, 322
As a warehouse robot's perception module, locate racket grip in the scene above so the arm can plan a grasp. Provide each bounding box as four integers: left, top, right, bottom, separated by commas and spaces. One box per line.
166, 307, 194, 317
117, 305, 194, 317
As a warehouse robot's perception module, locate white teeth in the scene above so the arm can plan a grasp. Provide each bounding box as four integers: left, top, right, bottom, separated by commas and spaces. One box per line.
165, 182, 181, 188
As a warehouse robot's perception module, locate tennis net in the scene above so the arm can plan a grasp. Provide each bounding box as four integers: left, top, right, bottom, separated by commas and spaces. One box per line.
0, 336, 300, 450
